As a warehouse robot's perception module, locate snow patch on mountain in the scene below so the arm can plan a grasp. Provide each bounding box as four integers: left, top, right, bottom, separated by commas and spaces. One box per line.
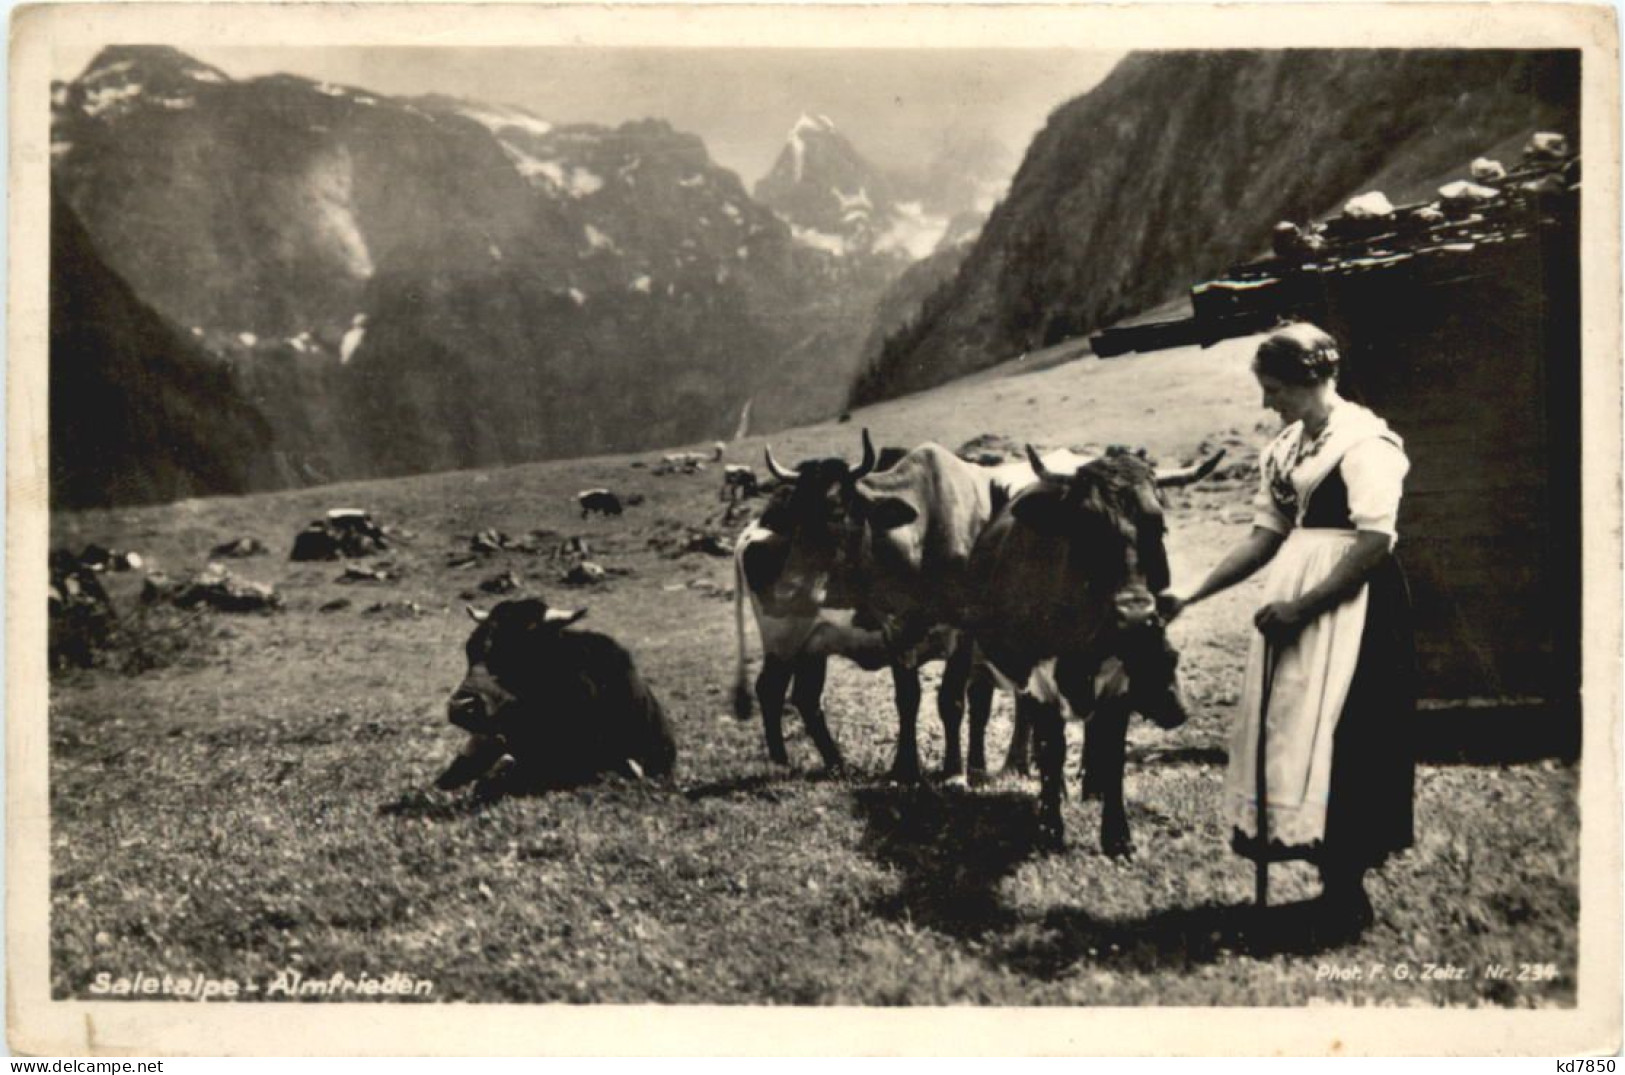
787, 113, 837, 182
833, 187, 873, 218
499, 142, 606, 198
83, 60, 136, 83
791, 224, 847, 257
874, 200, 951, 260
630, 275, 653, 294
569, 168, 605, 197
458, 103, 554, 139
83, 81, 143, 118
584, 225, 618, 253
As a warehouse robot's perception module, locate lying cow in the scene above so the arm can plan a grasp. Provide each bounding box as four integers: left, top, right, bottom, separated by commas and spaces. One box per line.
964, 447, 1219, 853
437, 598, 677, 790
719, 464, 760, 502
577, 489, 623, 519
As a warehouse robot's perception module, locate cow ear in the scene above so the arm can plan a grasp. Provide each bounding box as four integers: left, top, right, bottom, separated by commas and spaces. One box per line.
1010, 490, 1070, 534
861, 495, 918, 531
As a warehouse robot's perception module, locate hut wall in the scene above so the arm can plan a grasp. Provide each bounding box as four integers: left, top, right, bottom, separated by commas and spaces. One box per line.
1316, 226, 1580, 714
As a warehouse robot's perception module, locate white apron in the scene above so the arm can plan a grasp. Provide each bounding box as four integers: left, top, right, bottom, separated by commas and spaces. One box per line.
1223, 400, 1406, 851
1224, 529, 1369, 848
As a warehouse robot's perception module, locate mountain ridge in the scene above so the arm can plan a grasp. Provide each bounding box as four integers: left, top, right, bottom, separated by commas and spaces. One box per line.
855, 49, 1581, 404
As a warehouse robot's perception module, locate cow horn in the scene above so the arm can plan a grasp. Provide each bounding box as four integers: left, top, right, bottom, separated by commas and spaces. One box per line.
543, 607, 587, 626
1154, 449, 1227, 488
1026, 444, 1059, 483
764, 445, 797, 483
465, 605, 489, 623
851, 428, 878, 480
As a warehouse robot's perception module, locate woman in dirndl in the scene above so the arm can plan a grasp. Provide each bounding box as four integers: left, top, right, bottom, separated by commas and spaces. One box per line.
1159, 322, 1416, 938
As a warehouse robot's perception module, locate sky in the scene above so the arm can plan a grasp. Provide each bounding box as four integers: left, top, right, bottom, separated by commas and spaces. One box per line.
54, 45, 1125, 184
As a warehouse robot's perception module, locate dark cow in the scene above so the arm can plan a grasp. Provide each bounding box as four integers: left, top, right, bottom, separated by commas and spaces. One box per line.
576, 489, 623, 519
437, 598, 676, 790
720, 464, 760, 502
964, 447, 1220, 852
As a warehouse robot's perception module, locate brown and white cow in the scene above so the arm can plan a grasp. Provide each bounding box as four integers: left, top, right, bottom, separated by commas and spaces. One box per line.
731, 442, 988, 774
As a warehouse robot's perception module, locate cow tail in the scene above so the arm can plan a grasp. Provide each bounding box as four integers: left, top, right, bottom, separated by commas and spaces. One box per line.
732, 547, 754, 720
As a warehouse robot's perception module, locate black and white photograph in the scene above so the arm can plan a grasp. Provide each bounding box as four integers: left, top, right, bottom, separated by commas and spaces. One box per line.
9, 2, 1620, 1056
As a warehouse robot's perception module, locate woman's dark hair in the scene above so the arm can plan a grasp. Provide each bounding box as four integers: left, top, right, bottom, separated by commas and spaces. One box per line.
1253, 322, 1341, 386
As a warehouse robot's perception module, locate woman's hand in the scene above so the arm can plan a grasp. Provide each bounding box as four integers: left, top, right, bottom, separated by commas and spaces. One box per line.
1253, 599, 1311, 640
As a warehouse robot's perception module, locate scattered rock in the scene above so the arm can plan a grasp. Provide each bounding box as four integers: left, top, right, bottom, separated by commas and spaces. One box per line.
336, 562, 400, 585
363, 600, 425, 618
956, 432, 1023, 465
561, 561, 608, 586
209, 537, 267, 559
319, 598, 352, 613
479, 570, 522, 595
290, 510, 389, 561
74, 544, 145, 572
167, 563, 281, 613
470, 529, 511, 553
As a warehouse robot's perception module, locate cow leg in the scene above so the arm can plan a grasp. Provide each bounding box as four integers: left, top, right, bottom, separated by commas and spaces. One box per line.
1026, 696, 1067, 850
887, 665, 923, 783
937, 642, 974, 784
790, 654, 845, 772
756, 655, 795, 766
436, 734, 507, 790
1085, 701, 1134, 859
966, 665, 995, 782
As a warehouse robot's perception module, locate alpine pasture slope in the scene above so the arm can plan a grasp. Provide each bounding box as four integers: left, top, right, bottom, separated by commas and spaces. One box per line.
48, 334, 1576, 1005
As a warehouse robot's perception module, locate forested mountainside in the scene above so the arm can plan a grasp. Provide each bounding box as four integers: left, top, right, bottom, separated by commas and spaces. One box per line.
855, 50, 1579, 403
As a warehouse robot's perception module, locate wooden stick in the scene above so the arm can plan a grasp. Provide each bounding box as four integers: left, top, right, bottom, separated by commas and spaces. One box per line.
1255, 639, 1276, 908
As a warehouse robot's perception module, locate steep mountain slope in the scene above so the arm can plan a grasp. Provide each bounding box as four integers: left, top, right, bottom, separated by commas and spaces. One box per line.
49, 190, 280, 508
856, 49, 1580, 403
49, 47, 881, 490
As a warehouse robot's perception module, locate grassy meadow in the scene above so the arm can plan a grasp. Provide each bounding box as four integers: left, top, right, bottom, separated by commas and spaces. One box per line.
46, 335, 1578, 1006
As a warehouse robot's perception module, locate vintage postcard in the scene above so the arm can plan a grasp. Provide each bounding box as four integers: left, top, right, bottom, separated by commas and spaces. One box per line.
9, 1, 1621, 1056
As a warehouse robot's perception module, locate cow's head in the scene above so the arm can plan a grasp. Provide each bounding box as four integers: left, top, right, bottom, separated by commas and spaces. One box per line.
1010, 448, 1173, 596
760, 429, 902, 610
447, 598, 587, 736
1008, 446, 1221, 728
